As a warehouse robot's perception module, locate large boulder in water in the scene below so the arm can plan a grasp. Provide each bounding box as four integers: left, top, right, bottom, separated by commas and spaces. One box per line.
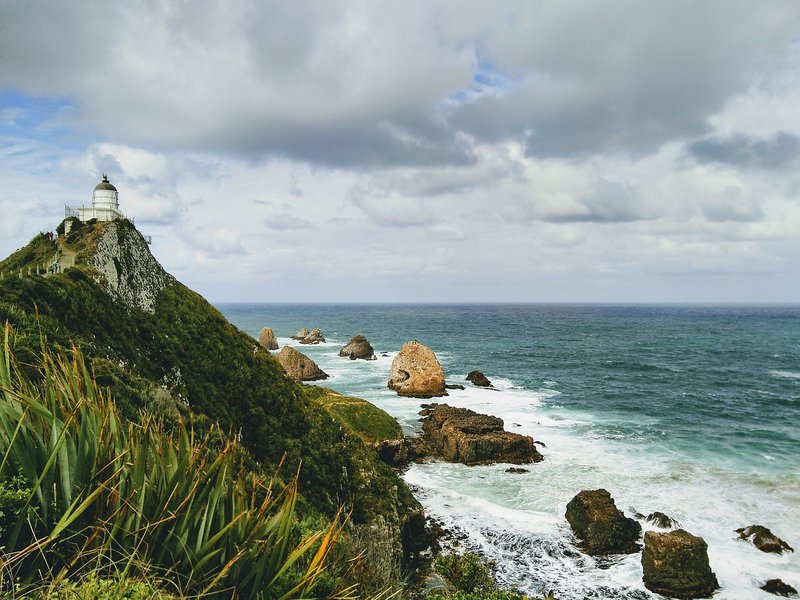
387, 341, 446, 398
339, 335, 376, 360
642, 529, 719, 599
258, 326, 278, 350
276, 346, 328, 381
414, 403, 543, 465
736, 524, 794, 554
466, 370, 492, 387
299, 327, 325, 345
565, 489, 641, 555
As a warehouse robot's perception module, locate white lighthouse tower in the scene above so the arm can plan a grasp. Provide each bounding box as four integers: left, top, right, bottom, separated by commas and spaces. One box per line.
67, 174, 125, 222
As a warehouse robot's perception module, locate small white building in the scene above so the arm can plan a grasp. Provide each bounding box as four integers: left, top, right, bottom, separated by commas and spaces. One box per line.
66, 175, 125, 222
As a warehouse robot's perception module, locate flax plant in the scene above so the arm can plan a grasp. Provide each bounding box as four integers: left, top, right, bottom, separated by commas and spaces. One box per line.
0, 325, 349, 599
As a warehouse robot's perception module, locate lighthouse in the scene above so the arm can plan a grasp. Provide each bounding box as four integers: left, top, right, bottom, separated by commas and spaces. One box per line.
68, 174, 126, 222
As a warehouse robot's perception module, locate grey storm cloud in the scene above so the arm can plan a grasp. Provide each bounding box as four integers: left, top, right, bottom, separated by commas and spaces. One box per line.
2, 1, 799, 169
687, 131, 800, 170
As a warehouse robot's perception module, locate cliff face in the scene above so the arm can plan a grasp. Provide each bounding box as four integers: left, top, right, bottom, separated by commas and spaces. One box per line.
85, 220, 172, 313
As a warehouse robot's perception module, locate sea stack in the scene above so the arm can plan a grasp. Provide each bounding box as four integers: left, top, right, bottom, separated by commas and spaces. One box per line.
258, 326, 278, 350
276, 346, 328, 381
387, 341, 446, 398
339, 335, 376, 360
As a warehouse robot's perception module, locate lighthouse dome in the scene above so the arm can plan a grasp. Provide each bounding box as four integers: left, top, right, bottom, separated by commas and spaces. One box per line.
94, 176, 118, 192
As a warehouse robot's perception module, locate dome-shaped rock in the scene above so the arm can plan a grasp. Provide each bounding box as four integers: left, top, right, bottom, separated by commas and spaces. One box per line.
565, 489, 641, 555
642, 529, 719, 599
299, 328, 325, 345
339, 335, 376, 360
466, 370, 492, 387
276, 346, 328, 381
387, 341, 446, 398
258, 326, 278, 350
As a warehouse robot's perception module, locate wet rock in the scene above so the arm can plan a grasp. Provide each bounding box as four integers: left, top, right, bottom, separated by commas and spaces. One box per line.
647, 511, 680, 529
642, 529, 719, 599
299, 327, 325, 344
291, 327, 310, 340
736, 524, 794, 554
387, 341, 446, 398
761, 579, 798, 597
275, 346, 328, 381
415, 403, 543, 465
445, 383, 465, 390
338, 334, 376, 360
505, 467, 529, 474
466, 370, 492, 387
565, 489, 641, 555
258, 326, 278, 350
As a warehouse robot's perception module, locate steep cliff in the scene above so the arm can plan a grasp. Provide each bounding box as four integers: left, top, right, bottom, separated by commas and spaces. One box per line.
0, 218, 424, 560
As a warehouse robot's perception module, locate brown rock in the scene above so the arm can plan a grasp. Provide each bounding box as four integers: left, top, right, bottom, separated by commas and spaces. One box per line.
387, 341, 446, 398
642, 529, 719, 599
275, 346, 328, 381
761, 579, 798, 597
291, 327, 310, 340
339, 335, 376, 360
299, 327, 325, 345
736, 524, 794, 554
565, 489, 641, 555
417, 403, 543, 465
466, 370, 492, 387
258, 326, 278, 350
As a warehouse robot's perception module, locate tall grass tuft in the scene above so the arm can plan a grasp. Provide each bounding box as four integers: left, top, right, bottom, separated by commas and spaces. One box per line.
0, 324, 349, 598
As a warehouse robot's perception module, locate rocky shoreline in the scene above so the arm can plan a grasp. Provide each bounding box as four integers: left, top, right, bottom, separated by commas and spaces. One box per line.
263, 327, 798, 599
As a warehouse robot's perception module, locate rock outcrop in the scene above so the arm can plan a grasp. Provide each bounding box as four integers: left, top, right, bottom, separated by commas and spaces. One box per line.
291, 327, 310, 340
565, 489, 641, 555
646, 511, 679, 529
339, 335, 376, 360
736, 524, 794, 554
387, 341, 446, 398
641, 529, 719, 599
413, 404, 543, 465
761, 579, 798, 597
299, 328, 325, 345
276, 346, 328, 381
258, 326, 278, 350
86, 220, 173, 313
466, 370, 492, 387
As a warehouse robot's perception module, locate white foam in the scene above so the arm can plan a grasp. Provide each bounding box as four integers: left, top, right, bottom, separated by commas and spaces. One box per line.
770, 369, 800, 380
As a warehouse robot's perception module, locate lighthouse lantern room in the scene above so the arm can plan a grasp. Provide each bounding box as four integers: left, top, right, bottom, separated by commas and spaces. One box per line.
66, 174, 126, 223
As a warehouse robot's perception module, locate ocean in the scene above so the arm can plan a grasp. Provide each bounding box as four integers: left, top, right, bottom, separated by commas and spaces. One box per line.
217, 303, 800, 599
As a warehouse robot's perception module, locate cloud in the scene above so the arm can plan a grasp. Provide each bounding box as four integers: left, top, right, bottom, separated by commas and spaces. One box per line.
687, 131, 800, 170
264, 212, 314, 230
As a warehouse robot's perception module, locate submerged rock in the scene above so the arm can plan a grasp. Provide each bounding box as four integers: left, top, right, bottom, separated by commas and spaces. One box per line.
646, 511, 680, 529
641, 529, 719, 599
338, 335, 376, 360
466, 370, 492, 387
299, 327, 325, 345
736, 524, 794, 554
565, 489, 641, 555
761, 579, 798, 597
258, 326, 278, 350
445, 383, 465, 390
387, 341, 446, 398
414, 403, 543, 465
275, 346, 328, 381
505, 467, 529, 474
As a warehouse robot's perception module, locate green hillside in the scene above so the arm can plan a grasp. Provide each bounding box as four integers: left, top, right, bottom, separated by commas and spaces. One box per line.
0, 219, 425, 580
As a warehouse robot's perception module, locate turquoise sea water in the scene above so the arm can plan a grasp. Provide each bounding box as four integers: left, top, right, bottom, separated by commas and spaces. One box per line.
218, 303, 800, 599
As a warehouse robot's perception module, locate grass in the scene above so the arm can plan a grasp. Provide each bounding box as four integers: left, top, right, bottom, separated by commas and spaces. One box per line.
306, 387, 402, 445
0, 325, 349, 599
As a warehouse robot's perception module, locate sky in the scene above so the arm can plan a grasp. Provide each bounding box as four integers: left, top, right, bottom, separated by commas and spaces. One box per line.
2, 1, 800, 303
